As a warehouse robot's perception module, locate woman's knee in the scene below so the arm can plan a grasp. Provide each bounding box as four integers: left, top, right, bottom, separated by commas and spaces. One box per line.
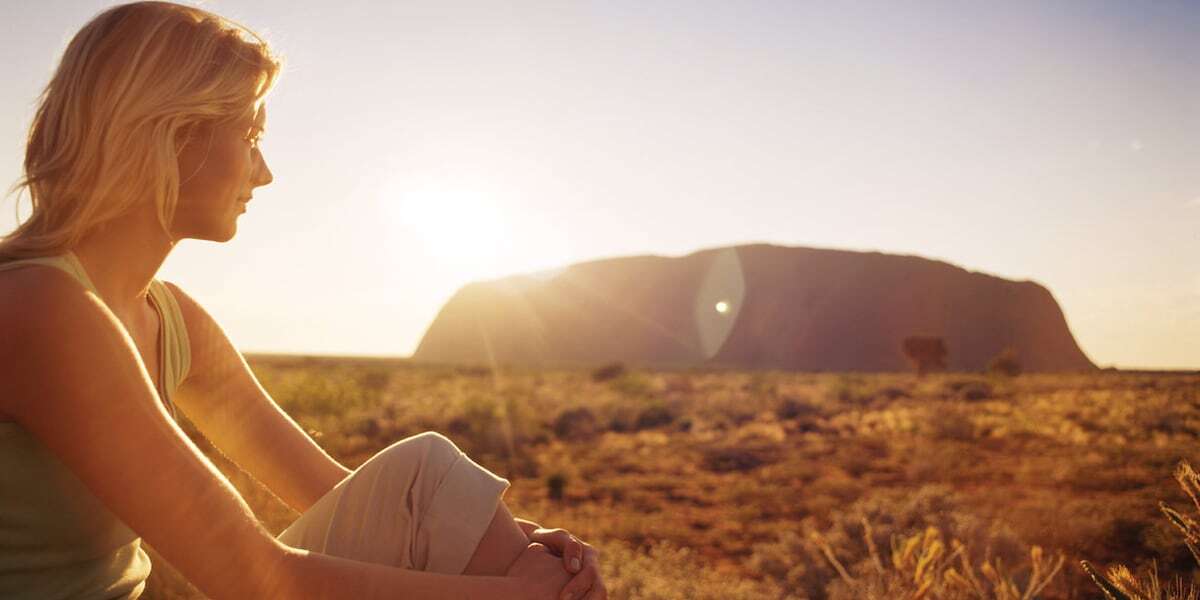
372, 431, 462, 468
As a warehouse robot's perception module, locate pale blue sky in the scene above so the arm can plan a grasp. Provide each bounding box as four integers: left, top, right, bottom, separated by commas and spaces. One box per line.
3, 1, 1198, 369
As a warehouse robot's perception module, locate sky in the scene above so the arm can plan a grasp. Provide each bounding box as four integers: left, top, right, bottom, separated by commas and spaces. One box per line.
2, 0, 1198, 369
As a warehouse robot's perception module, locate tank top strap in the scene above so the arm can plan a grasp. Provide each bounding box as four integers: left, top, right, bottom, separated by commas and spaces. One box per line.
147, 280, 192, 416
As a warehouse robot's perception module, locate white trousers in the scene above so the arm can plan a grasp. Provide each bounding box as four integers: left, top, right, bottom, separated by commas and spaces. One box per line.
276, 432, 511, 574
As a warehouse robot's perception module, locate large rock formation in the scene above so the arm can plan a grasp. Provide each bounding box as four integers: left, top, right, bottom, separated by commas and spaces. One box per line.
413, 244, 1096, 372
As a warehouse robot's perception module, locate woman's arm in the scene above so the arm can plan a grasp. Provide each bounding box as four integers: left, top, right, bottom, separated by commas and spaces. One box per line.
166, 282, 350, 512
0, 272, 543, 600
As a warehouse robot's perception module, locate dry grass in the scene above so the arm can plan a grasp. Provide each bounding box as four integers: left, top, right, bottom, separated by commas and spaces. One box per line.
140, 359, 1200, 599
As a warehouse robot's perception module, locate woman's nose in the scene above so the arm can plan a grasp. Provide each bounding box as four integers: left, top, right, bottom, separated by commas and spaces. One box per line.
252, 149, 273, 187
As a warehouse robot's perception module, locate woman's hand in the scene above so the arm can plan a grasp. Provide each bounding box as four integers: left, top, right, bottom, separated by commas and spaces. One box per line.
505, 543, 573, 600
527, 528, 607, 600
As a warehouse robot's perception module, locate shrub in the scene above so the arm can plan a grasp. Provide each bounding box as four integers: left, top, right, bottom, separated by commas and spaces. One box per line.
553, 407, 598, 440
878, 386, 910, 401
592, 362, 626, 381
902, 336, 948, 377
943, 378, 992, 402
546, 472, 568, 501
752, 485, 1064, 599
610, 371, 654, 397
700, 442, 781, 473
821, 524, 1064, 600
776, 396, 821, 420
988, 347, 1022, 377
1082, 461, 1200, 599
268, 369, 373, 416
930, 409, 976, 442
600, 540, 794, 600
635, 404, 676, 430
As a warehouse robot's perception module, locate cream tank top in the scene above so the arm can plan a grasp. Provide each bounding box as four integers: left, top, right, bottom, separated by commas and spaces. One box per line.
0, 252, 192, 599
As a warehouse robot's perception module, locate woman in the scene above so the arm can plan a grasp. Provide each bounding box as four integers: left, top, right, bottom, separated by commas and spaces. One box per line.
0, 3, 605, 599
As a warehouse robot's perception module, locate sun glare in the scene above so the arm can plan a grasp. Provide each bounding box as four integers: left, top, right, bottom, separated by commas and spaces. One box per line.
387, 185, 510, 278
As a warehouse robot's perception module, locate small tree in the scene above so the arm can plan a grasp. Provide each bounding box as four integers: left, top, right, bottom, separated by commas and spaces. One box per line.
902, 336, 947, 378
988, 347, 1022, 377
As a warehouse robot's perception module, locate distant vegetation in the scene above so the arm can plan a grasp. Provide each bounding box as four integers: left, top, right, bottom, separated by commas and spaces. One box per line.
902, 336, 948, 377
143, 357, 1200, 599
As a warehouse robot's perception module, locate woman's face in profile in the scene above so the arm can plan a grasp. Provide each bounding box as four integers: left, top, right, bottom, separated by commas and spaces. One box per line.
171, 106, 273, 242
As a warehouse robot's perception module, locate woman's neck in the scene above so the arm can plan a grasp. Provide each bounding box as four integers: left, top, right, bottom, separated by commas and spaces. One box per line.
71, 206, 175, 318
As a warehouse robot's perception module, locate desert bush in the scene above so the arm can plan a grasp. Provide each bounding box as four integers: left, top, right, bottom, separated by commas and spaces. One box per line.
604, 404, 639, 433
903, 336, 948, 377
988, 348, 1023, 377
610, 371, 655, 397
878, 385, 911, 401
700, 441, 781, 473
599, 540, 795, 600
930, 408, 977, 442
553, 407, 599, 440
592, 361, 626, 381
747, 371, 777, 397
663, 375, 695, 393
752, 484, 1059, 599
635, 403, 676, 430
442, 390, 542, 477
546, 472, 568, 501
266, 368, 375, 416
827, 375, 875, 408
943, 378, 993, 402
1131, 396, 1197, 437
1082, 461, 1200, 599
776, 395, 821, 420
821, 524, 1064, 600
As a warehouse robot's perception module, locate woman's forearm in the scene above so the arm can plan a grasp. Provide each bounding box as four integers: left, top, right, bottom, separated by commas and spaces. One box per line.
267, 543, 527, 600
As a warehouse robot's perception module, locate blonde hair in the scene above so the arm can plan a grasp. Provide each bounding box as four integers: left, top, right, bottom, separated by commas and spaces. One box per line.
0, 1, 281, 261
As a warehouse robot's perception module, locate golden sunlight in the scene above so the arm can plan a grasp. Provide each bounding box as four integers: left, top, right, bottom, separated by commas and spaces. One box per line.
387, 184, 511, 278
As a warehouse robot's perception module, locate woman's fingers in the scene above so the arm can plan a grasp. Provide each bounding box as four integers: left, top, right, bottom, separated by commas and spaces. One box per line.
559, 546, 605, 600
566, 535, 584, 573
505, 543, 573, 600
528, 528, 584, 572
524, 528, 607, 600
582, 575, 608, 600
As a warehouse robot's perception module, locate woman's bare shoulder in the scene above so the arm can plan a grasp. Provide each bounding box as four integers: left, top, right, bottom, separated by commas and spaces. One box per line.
0, 265, 119, 417
0, 261, 92, 315
0, 263, 106, 358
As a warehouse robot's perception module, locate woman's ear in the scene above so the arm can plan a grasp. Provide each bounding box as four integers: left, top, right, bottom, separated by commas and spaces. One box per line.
174, 121, 204, 153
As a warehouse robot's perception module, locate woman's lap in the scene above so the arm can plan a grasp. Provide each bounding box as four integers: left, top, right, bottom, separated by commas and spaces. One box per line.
276, 432, 510, 575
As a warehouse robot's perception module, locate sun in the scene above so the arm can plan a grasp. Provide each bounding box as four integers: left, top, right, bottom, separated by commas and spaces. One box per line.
387, 185, 510, 277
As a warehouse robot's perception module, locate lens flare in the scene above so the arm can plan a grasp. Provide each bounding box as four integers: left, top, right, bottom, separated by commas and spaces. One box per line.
693, 248, 745, 359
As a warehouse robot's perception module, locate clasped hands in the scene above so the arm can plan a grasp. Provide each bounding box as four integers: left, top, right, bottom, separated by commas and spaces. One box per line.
506, 525, 606, 600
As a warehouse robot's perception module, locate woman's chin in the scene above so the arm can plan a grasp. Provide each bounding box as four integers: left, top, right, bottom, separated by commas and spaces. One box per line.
192, 224, 239, 243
